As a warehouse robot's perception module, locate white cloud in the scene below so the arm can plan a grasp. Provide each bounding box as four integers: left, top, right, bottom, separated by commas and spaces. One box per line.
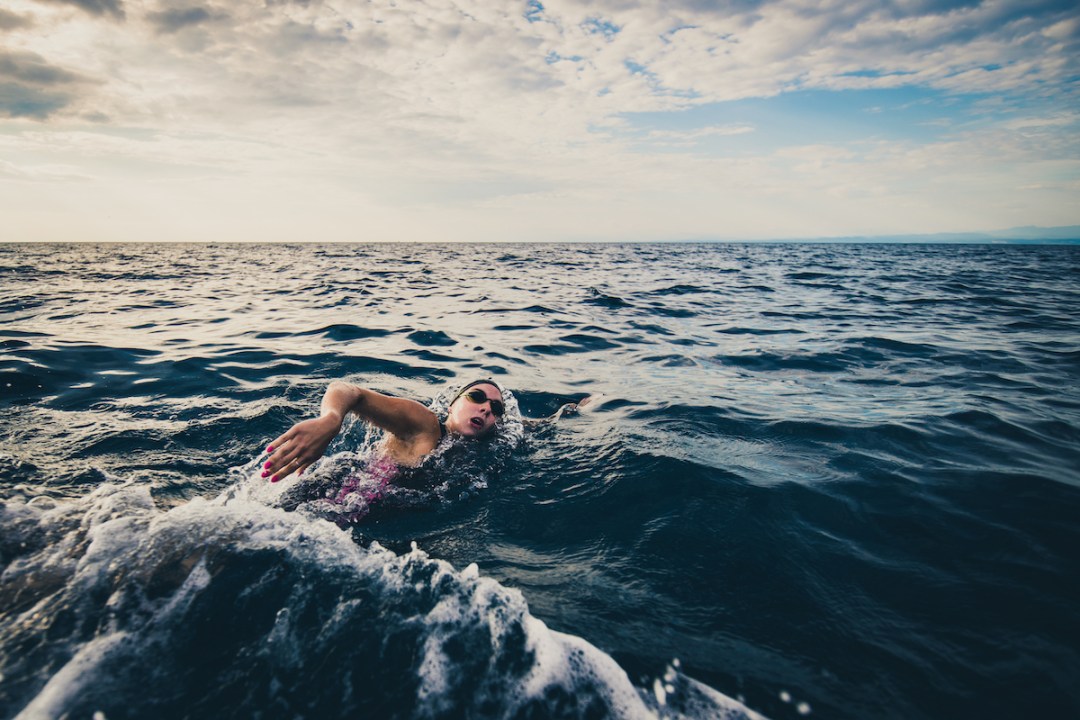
646, 125, 755, 141
0, 0, 1077, 241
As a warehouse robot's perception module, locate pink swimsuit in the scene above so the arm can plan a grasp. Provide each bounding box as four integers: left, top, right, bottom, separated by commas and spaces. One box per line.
333, 453, 398, 506
332, 422, 445, 509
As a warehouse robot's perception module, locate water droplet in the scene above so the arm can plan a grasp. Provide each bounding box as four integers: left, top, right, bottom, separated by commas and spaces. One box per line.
653, 678, 667, 706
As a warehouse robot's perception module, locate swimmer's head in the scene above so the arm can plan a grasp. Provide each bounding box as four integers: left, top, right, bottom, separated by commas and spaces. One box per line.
445, 379, 504, 438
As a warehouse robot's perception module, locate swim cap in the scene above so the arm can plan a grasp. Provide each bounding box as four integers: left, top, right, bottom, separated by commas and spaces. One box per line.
452, 378, 502, 402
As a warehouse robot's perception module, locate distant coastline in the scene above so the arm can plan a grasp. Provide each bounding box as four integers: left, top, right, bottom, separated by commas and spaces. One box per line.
752, 225, 1080, 245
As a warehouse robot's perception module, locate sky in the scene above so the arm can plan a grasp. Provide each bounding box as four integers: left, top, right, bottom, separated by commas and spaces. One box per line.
1, 0, 1077, 243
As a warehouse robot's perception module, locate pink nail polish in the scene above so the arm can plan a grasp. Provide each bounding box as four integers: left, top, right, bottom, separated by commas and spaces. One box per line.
266, 445, 274, 453
271, 475, 279, 483
261, 470, 269, 478
264, 461, 272, 469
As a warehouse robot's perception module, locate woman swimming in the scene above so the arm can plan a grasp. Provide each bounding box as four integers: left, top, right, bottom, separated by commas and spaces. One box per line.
262, 379, 582, 484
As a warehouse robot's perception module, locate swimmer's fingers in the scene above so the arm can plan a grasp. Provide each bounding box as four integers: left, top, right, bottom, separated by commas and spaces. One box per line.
283, 456, 316, 481
263, 427, 301, 478
267, 444, 318, 483
267, 426, 295, 456
263, 440, 304, 482
576, 394, 601, 410
270, 455, 303, 483
559, 395, 600, 417
263, 415, 341, 482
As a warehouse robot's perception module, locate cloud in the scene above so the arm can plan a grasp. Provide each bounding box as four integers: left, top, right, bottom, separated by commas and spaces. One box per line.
0, 8, 34, 30
0, 82, 71, 119
38, 0, 124, 20
639, 124, 755, 148
0, 154, 90, 182
146, 6, 224, 35
0, 49, 84, 85
0, 49, 87, 119
0, 0, 1076, 240
8, 0, 1077, 130
532, 0, 1079, 101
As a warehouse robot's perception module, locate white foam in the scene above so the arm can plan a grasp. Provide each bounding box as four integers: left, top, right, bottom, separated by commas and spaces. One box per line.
654, 677, 668, 705
15, 632, 130, 720
3, 478, 769, 720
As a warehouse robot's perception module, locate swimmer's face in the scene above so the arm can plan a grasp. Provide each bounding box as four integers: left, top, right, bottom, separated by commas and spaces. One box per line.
446, 383, 502, 438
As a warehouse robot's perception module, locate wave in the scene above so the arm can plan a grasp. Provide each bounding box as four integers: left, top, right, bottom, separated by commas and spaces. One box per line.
585, 289, 633, 309
295, 324, 395, 341
0, 483, 764, 720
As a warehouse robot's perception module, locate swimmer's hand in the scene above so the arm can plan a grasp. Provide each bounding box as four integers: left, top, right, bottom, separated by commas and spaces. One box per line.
263, 412, 342, 482
565, 395, 600, 416
523, 394, 600, 427
559, 394, 599, 416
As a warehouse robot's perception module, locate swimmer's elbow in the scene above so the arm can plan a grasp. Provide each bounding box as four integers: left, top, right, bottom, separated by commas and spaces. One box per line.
324, 381, 367, 416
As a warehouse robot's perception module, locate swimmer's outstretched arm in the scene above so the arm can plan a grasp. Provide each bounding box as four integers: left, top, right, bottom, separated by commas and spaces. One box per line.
263, 381, 438, 482
523, 394, 598, 428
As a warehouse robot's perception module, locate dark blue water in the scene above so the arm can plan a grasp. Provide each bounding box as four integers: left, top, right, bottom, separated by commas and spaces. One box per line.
1, 242, 1078, 720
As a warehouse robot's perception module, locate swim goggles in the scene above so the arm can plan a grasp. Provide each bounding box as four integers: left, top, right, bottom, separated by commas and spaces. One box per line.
461, 388, 505, 417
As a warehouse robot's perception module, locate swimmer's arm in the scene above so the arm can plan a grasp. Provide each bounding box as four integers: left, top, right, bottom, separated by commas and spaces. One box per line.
263, 382, 356, 482
264, 382, 436, 482
347, 385, 440, 442
334, 384, 443, 466
522, 395, 598, 428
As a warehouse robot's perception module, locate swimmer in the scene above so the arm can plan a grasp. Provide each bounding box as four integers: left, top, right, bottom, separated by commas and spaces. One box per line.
262, 379, 589, 483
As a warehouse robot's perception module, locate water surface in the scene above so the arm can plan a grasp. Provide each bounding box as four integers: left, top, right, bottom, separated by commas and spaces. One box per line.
1, 242, 1078, 719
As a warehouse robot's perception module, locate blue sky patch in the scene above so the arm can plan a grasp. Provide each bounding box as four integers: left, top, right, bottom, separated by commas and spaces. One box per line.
611, 86, 1013, 154
546, 51, 584, 64
582, 17, 620, 39
524, 0, 544, 23
662, 25, 699, 39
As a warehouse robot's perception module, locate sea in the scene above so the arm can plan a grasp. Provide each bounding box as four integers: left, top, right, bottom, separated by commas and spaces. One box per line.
1, 241, 1078, 720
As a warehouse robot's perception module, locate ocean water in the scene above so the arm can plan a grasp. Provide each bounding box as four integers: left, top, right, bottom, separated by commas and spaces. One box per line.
1, 241, 1078, 720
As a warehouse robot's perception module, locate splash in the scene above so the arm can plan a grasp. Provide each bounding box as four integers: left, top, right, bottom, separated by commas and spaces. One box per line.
0, 482, 764, 719
229, 383, 527, 525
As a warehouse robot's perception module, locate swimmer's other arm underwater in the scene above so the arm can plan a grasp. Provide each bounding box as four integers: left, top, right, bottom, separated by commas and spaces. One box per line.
262, 379, 593, 483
